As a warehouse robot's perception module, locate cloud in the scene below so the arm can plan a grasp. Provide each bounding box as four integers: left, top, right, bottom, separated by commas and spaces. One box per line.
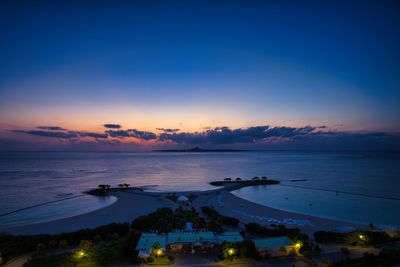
158, 126, 317, 144
104, 124, 121, 129
12, 130, 78, 139
130, 129, 157, 140
9, 124, 400, 151
37, 126, 66, 131
12, 129, 108, 139
106, 129, 157, 140
75, 131, 108, 139
156, 128, 180, 133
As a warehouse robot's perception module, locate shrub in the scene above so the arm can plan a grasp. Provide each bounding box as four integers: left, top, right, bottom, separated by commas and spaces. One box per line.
220, 216, 239, 226
48, 240, 57, 250
59, 240, 69, 249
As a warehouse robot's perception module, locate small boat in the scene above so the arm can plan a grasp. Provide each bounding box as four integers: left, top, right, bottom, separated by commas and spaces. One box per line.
291, 179, 307, 182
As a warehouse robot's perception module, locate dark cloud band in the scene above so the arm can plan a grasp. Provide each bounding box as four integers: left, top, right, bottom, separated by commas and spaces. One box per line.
104, 124, 121, 129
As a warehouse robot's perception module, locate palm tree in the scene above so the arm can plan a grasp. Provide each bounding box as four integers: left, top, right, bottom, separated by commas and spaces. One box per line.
152, 242, 162, 259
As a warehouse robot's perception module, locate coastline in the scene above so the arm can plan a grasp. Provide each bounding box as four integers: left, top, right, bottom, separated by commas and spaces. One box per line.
0, 185, 373, 236
231, 192, 398, 230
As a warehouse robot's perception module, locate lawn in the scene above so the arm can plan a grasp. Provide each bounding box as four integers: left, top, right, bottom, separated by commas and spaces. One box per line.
148, 256, 173, 265
221, 257, 256, 264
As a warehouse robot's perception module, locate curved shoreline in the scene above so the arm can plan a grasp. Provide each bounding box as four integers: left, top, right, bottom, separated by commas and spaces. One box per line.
0, 183, 374, 236
0, 195, 118, 229
230, 191, 397, 230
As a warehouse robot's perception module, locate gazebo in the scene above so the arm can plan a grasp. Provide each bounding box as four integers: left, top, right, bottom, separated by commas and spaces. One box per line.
177, 195, 189, 205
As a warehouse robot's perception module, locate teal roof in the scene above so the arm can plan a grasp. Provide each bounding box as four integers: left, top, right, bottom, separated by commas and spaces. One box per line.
216, 232, 244, 243
253, 236, 293, 249
167, 231, 216, 243
136, 233, 167, 250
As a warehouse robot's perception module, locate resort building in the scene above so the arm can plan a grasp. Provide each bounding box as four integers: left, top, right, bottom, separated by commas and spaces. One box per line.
135, 233, 167, 258
167, 231, 217, 251
135, 230, 293, 258
216, 232, 244, 244
136, 231, 245, 256
253, 236, 294, 257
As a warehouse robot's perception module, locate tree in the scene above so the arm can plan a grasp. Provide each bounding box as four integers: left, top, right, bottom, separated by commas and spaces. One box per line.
36, 243, 47, 258
224, 178, 232, 181
79, 240, 93, 252
235, 177, 242, 181
112, 232, 120, 241
59, 240, 69, 249
0, 252, 3, 265
261, 176, 267, 180
98, 184, 106, 189
48, 240, 57, 250
152, 242, 162, 259
93, 234, 102, 243
252, 176, 259, 180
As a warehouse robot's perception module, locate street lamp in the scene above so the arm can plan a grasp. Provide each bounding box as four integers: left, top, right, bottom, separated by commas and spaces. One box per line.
156, 249, 162, 259
228, 248, 235, 256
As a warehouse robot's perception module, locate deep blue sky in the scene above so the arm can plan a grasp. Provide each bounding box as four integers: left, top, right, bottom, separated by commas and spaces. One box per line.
0, 0, 399, 150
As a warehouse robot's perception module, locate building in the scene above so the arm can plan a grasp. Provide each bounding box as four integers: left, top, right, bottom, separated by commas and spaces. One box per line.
216, 232, 244, 244
136, 231, 294, 258
167, 231, 217, 251
177, 195, 189, 205
253, 236, 294, 257
135, 233, 167, 258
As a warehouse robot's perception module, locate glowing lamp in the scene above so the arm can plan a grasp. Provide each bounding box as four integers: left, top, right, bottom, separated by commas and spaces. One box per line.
228, 248, 235, 256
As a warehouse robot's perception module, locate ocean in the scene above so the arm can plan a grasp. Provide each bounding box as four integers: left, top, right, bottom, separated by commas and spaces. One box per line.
0, 151, 399, 228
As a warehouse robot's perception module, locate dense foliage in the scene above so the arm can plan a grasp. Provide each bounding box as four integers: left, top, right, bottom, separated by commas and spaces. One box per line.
332, 248, 400, 267
245, 222, 301, 239
22, 229, 141, 267
0, 222, 130, 264
314, 230, 396, 246
218, 240, 259, 260
201, 206, 239, 227
131, 207, 224, 233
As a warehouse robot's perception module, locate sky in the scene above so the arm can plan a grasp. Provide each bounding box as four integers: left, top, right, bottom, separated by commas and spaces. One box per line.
0, 0, 399, 151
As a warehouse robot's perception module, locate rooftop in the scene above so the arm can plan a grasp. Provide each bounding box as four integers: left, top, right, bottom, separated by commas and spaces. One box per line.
253, 236, 293, 249
216, 232, 244, 243
136, 233, 167, 250
167, 231, 216, 243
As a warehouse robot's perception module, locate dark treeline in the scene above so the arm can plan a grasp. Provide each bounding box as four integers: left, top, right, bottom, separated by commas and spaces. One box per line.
314, 231, 398, 246
332, 248, 400, 267
245, 222, 302, 240
200, 206, 239, 227
0, 223, 130, 264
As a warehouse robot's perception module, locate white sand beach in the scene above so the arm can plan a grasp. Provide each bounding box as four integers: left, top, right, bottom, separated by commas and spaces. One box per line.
0, 185, 370, 236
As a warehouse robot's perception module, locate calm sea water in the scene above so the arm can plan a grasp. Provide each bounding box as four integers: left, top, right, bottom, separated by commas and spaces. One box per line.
0, 151, 399, 227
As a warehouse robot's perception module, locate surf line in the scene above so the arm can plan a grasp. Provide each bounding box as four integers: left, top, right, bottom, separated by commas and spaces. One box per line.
0, 194, 87, 217
279, 183, 400, 201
